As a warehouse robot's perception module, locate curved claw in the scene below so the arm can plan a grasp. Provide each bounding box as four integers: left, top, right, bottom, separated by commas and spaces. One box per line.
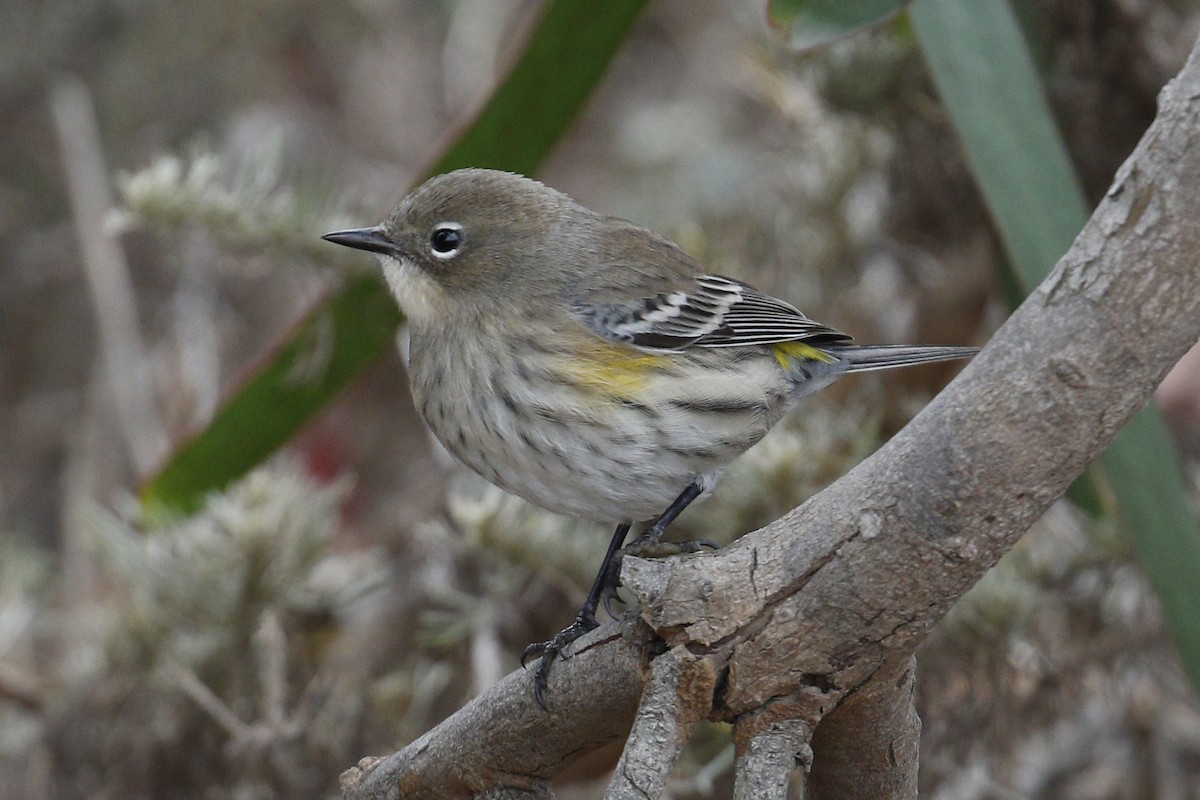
602, 585, 624, 619
521, 616, 599, 710
533, 655, 554, 710
598, 553, 625, 620
520, 640, 547, 670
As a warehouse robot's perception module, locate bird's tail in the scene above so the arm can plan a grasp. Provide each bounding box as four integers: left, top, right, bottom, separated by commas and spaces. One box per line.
824, 343, 979, 373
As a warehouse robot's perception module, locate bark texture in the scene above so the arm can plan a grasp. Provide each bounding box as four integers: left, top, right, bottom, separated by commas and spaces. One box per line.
805, 656, 919, 799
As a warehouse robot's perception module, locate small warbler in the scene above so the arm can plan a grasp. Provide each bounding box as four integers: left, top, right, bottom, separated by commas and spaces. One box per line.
324, 168, 977, 708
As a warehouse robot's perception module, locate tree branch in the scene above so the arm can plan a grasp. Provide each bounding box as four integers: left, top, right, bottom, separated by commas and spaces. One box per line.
731, 717, 812, 799
341, 628, 642, 800
805, 655, 919, 799
604, 644, 716, 799
342, 34, 1200, 800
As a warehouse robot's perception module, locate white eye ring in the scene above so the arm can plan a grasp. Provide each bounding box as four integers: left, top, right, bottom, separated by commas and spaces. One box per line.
429, 222, 465, 260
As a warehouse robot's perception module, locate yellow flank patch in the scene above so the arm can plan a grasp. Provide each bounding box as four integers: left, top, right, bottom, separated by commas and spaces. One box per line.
558, 340, 669, 399
772, 340, 836, 370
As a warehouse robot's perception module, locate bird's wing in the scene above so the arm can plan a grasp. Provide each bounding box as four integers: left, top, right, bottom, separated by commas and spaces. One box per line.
569, 220, 850, 351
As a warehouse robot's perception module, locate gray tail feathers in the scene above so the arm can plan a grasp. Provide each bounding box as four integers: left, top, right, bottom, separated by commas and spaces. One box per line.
824, 343, 979, 373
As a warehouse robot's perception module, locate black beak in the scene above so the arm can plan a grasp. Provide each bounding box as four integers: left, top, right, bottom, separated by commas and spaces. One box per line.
321, 226, 405, 259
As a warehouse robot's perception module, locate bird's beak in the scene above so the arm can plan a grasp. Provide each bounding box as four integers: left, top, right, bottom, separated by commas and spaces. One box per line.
321, 226, 405, 259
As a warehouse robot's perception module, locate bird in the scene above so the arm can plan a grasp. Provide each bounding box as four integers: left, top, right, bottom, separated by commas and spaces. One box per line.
322, 168, 977, 708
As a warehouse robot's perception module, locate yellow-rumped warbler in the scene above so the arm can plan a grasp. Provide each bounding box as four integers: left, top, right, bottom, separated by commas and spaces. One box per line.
323, 168, 977, 707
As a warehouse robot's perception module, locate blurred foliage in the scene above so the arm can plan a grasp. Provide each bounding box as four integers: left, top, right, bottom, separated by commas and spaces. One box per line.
909, 0, 1088, 291
769, 0, 909, 51
113, 144, 344, 263
35, 463, 394, 799
139, 272, 403, 520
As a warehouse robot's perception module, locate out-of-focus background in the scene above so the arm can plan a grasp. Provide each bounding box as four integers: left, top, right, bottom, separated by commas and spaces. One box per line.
3, 1, 1200, 798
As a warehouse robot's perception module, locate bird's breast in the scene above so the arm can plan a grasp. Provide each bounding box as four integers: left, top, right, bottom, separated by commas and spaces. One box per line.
406, 324, 793, 522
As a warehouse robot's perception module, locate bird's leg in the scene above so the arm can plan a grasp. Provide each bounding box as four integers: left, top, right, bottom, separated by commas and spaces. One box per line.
623, 480, 716, 558
521, 482, 717, 709
596, 481, 718, 639
597, 480, 718, 615
600, 482, 720, 614
522, 520, 631, 709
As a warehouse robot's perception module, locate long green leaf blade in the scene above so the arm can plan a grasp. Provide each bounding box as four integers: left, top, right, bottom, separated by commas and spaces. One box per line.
1104, 406, 1200, 686
910, 0, 1088, 290
911, 0, 1200, 693
428, 0, 649, 178
141, 0, 650, 518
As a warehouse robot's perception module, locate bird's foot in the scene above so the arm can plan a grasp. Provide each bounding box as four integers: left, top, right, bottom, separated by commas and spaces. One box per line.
521, 527, 718, 709
599, 537, 719, 617
521, 615, 600, 710
599, 551, 627, 619
622, 537, 720, 559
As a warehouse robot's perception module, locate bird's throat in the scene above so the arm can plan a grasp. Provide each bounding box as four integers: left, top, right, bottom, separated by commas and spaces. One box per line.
380, 257, 450, 323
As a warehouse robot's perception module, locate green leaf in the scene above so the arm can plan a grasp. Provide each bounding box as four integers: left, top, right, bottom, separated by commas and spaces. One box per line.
910, 0, 1088, 290
140, 0, 650, 519
427, 0, 650, 179
911, 0, 1101, 516
1104, 407, 1200, 687
911, 0, 1200, 694
769, 0, 911, 51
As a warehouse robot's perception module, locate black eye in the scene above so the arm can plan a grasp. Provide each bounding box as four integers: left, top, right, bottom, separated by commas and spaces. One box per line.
430, 224, 464, 257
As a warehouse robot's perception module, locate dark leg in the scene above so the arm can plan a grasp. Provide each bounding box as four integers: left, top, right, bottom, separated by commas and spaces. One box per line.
600, 480, 712, 615
521, 480, 714, 710
522, 520, 631, 709
624, 480, 709, 556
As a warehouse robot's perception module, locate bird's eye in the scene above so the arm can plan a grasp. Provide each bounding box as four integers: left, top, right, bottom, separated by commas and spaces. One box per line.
429, 223, 464, 259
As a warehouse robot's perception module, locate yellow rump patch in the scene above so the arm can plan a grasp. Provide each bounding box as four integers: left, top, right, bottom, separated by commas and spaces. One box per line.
772, 341, 836, 370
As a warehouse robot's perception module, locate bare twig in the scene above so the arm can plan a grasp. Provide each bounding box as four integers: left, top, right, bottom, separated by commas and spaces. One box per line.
170, 659, 253, 739
341, 627, 643, 800
478, 787, 553, 800
50, 76, 167, 476
0, 662, 45, 711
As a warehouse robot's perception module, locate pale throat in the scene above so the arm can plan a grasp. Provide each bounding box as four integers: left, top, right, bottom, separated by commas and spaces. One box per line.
379, 256, 449, 323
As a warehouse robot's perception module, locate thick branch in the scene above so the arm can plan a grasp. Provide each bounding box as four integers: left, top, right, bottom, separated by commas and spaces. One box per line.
343, 35, 1200, 800
805, 656, 919, 799
341, 628, 642, 800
